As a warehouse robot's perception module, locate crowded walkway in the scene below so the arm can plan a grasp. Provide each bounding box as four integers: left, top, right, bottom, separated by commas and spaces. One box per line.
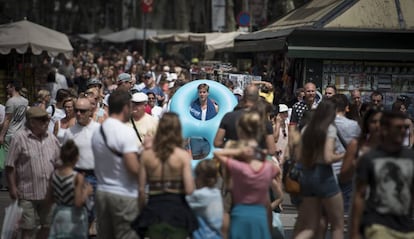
0, 47, 413, 239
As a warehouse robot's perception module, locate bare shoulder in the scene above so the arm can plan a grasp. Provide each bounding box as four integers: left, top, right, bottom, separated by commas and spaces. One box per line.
176, 147, 191, 157
74, 172, 85, 186
140, 149, 156, 163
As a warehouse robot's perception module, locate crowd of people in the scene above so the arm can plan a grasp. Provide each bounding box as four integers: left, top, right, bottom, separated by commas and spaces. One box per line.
0, 48, 413, 239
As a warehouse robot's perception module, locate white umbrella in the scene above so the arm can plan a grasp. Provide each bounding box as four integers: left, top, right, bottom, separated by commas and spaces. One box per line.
99, 27, 158, 43
0, 19, 73, 58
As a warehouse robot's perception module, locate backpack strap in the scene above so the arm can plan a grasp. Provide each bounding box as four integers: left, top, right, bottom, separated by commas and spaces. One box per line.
334, 123, 348, 149
130, 117, 142, 143
100, 125, 123, 157
51, 104, 55, 117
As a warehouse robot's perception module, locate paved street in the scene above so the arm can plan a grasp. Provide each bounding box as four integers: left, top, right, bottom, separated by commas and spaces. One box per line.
0, 191, 347, 238
0, 192, 300, 237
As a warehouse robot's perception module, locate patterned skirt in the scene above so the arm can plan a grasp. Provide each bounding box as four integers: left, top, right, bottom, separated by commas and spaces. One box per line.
48, 205, 88, 239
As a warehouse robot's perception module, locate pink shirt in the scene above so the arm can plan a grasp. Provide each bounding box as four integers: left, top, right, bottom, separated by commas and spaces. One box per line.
226, 158, 278, 205
6, 128, 60, 200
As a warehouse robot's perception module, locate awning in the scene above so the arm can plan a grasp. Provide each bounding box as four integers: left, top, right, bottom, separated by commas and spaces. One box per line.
287, 46, 414, 61
151, 32, 245, 53
99, 27, 158, 43
233, 0, 414, 60
234, 38, 287, 52
0, 19, 73, 57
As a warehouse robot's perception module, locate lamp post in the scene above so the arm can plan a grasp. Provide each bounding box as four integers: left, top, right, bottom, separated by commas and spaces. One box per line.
141, 0, 153, 59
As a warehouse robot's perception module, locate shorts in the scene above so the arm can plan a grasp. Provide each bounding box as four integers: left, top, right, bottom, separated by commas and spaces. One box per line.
95, 191, 139, 239
146, 222, 189, 239
19, 199, 52, 230
364, 224, 414, 239
300, 164, 340, 198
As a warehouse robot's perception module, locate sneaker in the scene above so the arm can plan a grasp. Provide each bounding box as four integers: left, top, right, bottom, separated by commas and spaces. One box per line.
0, 185, 8, 191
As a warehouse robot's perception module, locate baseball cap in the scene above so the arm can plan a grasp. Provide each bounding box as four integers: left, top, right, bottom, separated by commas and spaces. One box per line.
117, 73, 131, 83
26, 107, 49, 119
131, 92, 148, 103
87, 78, 102, 87
143, 71, 153, 79
279, 104, 289, 113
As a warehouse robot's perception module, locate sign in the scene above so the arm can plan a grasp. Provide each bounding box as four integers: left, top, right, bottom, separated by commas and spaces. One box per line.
141, 0, 153, 13
237, 12, 250, 27
211, 0, 226, 31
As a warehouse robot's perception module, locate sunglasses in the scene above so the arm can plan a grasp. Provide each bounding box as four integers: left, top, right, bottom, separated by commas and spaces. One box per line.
75, 108, 89, 113
392, 124, 410, 130
33, 117, 50, 123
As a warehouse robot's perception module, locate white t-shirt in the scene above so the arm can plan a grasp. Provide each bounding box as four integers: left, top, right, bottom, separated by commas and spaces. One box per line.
92, 118, 139, 197
46, 105, 66, 134
63, 121, 100, 169
151, 106, 163, 120
0, 104, 5, 124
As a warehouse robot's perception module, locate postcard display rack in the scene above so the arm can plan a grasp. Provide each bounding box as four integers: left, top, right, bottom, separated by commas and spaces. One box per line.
322, 60, 414, 106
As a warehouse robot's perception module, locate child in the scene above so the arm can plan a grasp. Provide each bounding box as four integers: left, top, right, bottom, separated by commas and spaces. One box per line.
186, 160, 223, 239
47, 140, 93, 239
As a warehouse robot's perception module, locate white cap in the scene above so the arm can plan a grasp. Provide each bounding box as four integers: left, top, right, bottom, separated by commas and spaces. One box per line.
131, 92, 148, 103
279, 104, 289, 113
168, 81, 175, 88
103, 94, 110, 106
233, 88, 243, 96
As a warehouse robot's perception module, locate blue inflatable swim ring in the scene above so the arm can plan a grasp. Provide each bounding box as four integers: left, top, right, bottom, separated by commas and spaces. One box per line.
169, 80, 238, 167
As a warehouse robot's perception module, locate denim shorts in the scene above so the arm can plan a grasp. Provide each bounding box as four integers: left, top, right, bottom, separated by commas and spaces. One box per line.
300, 164, 340, 198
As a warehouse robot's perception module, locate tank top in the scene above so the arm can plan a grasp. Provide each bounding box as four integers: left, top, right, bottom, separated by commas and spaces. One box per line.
52, 171, 76, 206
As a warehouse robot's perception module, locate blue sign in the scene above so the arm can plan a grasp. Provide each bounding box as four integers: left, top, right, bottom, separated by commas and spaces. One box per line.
237, 12, 250, 27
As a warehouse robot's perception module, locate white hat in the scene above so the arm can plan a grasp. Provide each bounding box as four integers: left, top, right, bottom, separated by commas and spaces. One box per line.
279, 104, 289, 113
163, 65, 170, 72
233, 88, 243, 96
131, 92, 148, 103
168, 81, 175, 88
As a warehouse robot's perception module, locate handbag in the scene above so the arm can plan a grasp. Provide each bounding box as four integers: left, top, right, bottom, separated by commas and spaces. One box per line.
282, 158, 301, 194
1, 201, 23, 239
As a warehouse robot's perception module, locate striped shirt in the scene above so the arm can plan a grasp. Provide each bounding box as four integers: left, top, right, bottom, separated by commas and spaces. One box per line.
52, 171, 76, 206
5, 128, 60, 200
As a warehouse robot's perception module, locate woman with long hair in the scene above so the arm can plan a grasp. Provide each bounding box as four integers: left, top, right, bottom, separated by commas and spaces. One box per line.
34, 89, 51, 110
214, 111, 280, 239
340, 108, 383, 185
133, 112, 198, 239
54, 97, 76, 144
293, 99, 344, 239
